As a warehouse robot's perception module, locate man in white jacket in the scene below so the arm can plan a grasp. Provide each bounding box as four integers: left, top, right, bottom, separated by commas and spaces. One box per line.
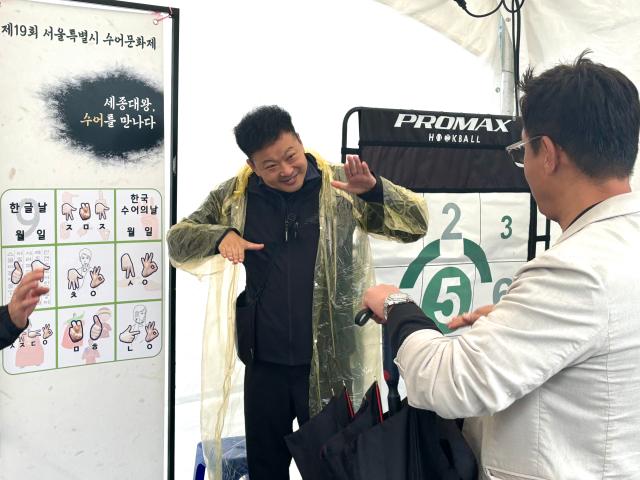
363, 51, 640, 479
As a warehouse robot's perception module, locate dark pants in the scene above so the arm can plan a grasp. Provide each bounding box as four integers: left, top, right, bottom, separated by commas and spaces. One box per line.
244, 361, 311, 480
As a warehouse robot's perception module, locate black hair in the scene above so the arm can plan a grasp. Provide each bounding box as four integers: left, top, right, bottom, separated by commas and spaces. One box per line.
519, 50, 640, 178
233, 105, 297, 158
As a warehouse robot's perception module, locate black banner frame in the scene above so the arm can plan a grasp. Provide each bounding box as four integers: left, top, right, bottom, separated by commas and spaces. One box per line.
341, 106, 551, 260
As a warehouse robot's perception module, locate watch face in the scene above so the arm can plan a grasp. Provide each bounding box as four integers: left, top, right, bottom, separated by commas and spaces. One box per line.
384, 292, 412, 319
388, 293, 409, 303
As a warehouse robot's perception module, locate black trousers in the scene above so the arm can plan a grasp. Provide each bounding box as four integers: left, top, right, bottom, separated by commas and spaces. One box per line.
244, 361, 311, 480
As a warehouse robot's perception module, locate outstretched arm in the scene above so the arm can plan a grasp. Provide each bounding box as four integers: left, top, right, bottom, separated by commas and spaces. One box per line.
1, 269, 49, 350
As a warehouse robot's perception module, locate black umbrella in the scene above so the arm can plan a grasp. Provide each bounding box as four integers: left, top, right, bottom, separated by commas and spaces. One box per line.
326, 396, 477, 480
313, 309, 477, 480
285, 386, 355, 480
320, 381, 385, 479
288, 310, 478, 479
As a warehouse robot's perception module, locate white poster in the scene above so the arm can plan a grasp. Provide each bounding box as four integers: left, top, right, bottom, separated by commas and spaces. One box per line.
0, 1, 173, 478
371, 192, 530, 334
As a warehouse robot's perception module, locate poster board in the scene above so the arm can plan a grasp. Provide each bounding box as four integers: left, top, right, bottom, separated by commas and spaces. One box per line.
343, 106, 550, 334
0, 1, 178, 478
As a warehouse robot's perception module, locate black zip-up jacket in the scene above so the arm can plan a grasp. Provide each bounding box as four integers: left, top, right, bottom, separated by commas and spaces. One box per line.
0, 305, 24, 350
239, 154, 382, 366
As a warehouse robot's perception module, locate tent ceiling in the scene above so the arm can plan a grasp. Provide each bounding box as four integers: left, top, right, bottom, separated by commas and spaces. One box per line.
375, 1, 640, 88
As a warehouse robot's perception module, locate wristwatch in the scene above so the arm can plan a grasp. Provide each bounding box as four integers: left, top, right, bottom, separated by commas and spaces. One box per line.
383, 292, 415, 321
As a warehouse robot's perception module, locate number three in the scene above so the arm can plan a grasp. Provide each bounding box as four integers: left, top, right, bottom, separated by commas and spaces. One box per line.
501, 215, 513, 239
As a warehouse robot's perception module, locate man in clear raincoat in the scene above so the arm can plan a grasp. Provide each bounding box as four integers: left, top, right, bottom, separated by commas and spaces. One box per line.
167, 105, 428, 480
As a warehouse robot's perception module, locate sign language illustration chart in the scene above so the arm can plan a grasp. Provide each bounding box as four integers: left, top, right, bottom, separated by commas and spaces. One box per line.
1, 189, 163, 374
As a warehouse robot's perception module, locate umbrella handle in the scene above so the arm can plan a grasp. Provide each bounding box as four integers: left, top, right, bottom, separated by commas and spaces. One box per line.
382, 325, 401, 415
354, 308, 373, 326
354, 309, 402, 415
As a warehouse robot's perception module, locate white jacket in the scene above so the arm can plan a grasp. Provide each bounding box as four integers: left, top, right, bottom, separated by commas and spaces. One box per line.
396, 192, 640, 479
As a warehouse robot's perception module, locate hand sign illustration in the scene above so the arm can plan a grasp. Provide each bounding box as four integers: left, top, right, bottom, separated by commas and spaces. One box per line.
119, 325, 140, 344
68, 320, 83, 343
10, 261, 23, 284
61, 203, 77, 221
145, 322, 159, 342
42, 323, 53, 340
67, 269, 83, 290
79, 203, 91, 221
89, 266, 105, 288
31, 259, 50, 273
95, 202, 110, 220
120, 253, 135, 279
90, 315, 103, 341
141, 253, 158, 278
27, 328, 41, 338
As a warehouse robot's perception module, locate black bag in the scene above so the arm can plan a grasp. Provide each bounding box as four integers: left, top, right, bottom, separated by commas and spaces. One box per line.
234, 246, 278, 365
235, 289, 257, 365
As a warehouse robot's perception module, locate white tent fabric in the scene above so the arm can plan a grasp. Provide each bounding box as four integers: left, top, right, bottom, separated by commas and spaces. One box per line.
375, 0, 640, 187
375, 1, 640, 99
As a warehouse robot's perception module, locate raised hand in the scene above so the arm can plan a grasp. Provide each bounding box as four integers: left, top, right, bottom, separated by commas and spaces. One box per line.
42, 323, 53, 340
68, 319, 83, 343
61, 203, 77, 221
95, 202, 110, 220
67, 268, 83, 290
79, 202, 91, 221
119, 325, 140, 344
448, 304, 495, 330
330, 154, 377, 195
89, 266, 105, 288
141, 252, 158, 278
120, 253, 136, 279
90, 315, 103, 341
10, 261, 23, 285
218, 230, 264, 264
7, 269, 50, 329
145, 321, 159, 343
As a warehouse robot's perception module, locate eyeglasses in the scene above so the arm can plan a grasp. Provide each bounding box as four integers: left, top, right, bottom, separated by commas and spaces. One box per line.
505, 135, 543, 168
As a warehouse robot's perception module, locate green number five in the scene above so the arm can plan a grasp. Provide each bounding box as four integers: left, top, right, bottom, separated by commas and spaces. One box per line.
500, 215, 513, 239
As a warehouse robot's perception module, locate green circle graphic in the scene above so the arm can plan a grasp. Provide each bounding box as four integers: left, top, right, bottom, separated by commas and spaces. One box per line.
422, 267, 472, 334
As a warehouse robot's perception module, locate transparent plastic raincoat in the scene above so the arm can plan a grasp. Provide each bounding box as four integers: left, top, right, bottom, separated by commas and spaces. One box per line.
167, 152, 428, 479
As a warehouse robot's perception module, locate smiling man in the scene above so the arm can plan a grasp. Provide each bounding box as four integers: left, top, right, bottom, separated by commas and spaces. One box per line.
167, 105, 428, 479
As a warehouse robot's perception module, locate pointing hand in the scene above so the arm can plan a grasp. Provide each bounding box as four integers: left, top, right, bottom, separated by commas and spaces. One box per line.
218, 231, 264, 264
119, 325, 140, 344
